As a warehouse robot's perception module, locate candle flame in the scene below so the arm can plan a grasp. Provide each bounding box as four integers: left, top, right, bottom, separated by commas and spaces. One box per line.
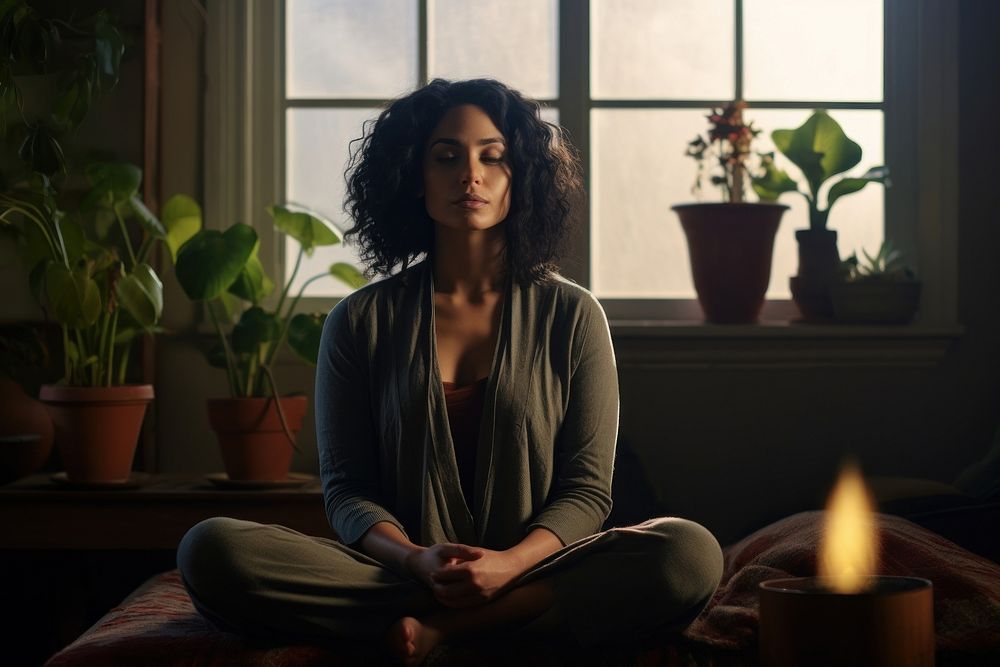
818, 460, 877, 593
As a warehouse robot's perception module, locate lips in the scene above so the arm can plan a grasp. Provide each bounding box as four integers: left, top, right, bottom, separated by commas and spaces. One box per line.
453, 193, 488, 209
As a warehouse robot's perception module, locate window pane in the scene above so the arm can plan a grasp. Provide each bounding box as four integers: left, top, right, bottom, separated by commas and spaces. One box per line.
591, 108, 884, 300
592, 0, 734, 100
747, 108, 885, 298
591, 109, 706, 298
286, 0, 417, 98
429, 0, 558, 98
744, 0, 883, 102
286, 108, 378, 297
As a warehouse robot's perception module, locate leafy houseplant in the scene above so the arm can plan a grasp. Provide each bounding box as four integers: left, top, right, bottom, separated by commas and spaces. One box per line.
170, 196, 366, 481
830, 240, 920, 324
672, 100, 789, 324
753, 110, 890, 321
0, 164, 167, 482
0, 3, 161, 484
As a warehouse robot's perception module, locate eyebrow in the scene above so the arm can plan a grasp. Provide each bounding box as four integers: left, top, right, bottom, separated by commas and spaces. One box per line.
429, 137, 506, 148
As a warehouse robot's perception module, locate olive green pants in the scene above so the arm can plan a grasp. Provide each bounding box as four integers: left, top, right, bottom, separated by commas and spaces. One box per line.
176, 516, 723, 649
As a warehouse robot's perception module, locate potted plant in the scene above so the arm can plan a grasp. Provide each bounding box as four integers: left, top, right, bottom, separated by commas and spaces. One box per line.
830, 241, 920, 324
673, 100, 789, 324
1, 164, 167, 483
753, 110, 890, 322
0, 3, 164, 484
169, 196, 366, 481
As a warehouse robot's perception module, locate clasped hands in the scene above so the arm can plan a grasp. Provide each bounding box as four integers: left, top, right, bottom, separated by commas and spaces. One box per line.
404, 543, 524, 609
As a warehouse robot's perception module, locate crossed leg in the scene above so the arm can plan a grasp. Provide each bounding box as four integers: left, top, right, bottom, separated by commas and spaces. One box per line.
178, 516, 723, 665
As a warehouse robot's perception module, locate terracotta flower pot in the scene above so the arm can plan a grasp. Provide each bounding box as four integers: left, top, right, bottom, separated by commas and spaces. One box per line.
39, 384, 154, 483
0, 379, 54, 484
673, 202, 788, 324
206, 396, 308, 481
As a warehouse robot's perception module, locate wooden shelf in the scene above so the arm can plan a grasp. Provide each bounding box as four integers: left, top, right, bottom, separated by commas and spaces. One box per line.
0, 474, 334, 550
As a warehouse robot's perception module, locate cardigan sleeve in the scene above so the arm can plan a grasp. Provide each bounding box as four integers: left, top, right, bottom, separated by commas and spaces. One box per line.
526, 293, 619, 546
315, 298, 409, 547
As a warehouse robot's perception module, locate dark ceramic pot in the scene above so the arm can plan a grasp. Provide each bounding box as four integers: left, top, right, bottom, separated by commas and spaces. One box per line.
672, 202, 788, 324
791, 229, 841, 322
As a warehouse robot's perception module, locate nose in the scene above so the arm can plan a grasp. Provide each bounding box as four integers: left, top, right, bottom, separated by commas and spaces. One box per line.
460, 155, 483, 185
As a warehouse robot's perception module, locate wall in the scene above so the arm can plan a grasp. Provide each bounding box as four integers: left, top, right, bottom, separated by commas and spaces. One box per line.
4, 1, 997, 548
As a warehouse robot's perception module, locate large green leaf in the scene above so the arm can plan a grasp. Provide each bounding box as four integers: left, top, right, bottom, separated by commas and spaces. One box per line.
751, 154, 800, 202
81, 162, 142, 210
127, 195, 166, 238
287, 312, 326, 365
116, 262, 163, 328
329, 262, 368, 290
175, 223, 257, 300
44, 261, 101, 328
18, 125, 66, 176
161, 194, 201, 262
231, 306, 280, 355
772, 111, 862, 201
827, 166, 890, 210
267, 204, 341, 255
228, 241, 274, 304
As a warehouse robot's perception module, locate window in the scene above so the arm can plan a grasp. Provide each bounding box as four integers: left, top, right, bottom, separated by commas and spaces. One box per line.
207, 0, 957, 324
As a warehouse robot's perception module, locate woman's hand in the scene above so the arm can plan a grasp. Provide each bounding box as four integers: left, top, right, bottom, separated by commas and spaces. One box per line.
425, 546, 525, 608
403, 543, 480, 588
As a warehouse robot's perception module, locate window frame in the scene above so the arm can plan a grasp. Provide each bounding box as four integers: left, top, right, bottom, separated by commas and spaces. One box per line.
204, 0, 958, 327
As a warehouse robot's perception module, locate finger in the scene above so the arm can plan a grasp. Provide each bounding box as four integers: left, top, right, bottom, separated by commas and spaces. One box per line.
437, 544, 484, 560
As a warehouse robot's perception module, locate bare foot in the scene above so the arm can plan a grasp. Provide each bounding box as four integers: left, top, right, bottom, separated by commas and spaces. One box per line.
385, 616, 443, 666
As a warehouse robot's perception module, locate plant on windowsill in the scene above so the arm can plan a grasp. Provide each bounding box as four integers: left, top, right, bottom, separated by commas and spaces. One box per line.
829, 240, 920, 324
672, 100, 789, 324
170, 196, 367, 481
753, 110, 890, 322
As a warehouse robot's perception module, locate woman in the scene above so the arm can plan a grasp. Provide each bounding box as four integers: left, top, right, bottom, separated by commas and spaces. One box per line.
178, 78, 723, 665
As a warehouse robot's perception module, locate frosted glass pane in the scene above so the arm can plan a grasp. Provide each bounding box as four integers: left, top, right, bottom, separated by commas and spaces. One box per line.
286, 108, 379, 297
591, 109, 708, 298
429, 0, 557, 98
744, 0, 883, 102
592, 0, 733, 100
747, 109, 885, 297
591, 109, 884, 299
286, 0, 417, 98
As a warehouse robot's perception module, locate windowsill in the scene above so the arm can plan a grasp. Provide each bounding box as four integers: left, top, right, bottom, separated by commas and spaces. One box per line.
608, 320, 963, 368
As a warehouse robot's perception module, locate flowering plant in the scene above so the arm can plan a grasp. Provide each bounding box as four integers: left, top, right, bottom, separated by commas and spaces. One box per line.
685, 100, 762, 203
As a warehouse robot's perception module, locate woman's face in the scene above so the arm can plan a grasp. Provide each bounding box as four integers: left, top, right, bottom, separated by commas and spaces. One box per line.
422, 104, 512, 232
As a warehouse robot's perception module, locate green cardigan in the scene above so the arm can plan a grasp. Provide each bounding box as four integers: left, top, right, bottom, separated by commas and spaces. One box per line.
315, 259, 619, 551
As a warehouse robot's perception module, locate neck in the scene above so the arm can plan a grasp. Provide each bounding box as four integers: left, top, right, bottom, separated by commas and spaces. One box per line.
432, 223, 507, 298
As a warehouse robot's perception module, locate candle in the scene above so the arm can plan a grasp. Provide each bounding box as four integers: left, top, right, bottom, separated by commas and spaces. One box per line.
759, 461, 935, 667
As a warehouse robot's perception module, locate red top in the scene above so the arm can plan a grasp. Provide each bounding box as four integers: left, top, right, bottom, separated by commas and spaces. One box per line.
442, 376, 488, 513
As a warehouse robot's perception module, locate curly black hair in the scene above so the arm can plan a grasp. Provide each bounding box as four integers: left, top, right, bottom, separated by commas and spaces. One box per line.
343, 78, 583, 286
